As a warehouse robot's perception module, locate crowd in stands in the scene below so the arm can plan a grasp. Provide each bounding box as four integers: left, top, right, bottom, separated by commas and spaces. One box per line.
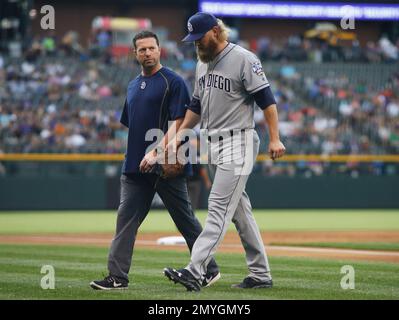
301, 72, 399, 153
0, 29, 398, 177
252, 72, 398, 177
249, 34, 399, 64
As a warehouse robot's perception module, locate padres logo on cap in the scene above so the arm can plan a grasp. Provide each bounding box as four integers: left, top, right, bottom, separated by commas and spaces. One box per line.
187, 22, 193, 33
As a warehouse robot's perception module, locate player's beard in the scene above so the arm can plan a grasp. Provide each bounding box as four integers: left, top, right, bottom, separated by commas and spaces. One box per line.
196, 38, 218, 63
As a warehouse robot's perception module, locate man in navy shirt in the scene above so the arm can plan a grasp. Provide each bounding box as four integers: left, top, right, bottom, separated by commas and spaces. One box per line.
90, 31, 219, 290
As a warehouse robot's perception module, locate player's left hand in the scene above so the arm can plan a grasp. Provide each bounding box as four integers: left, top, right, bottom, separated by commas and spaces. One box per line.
139, 149, 158, 173
268, 140, 286, 160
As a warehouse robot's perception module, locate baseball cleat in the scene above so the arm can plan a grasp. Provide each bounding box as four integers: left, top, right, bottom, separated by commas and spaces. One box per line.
202, 271, 221, 287
232, 276, 273, 289
90, 275, 128, 290
164, 267, 201, 292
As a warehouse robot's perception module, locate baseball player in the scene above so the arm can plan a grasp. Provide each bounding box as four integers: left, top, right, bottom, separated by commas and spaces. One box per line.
90, 30, 219, 290
164, 12, 285, 291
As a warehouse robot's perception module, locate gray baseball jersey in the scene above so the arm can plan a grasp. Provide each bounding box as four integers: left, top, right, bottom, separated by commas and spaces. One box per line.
184, 42, 272, 283
193, 43, 270, 132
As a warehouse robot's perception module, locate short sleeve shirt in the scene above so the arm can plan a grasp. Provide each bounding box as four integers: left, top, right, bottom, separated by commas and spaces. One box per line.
120, 67, 191, 174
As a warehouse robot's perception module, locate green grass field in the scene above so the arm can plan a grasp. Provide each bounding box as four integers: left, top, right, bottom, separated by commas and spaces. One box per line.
0, 209, 398, 300
270, 242, 399, 251
1, 209, 399, 234
0, 244, 398, 300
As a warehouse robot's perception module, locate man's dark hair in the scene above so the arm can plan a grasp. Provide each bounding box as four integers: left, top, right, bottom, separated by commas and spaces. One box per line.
132, 30, 159, 49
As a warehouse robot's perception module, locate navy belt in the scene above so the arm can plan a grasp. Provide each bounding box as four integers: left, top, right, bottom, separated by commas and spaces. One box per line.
207, 129, 246, 142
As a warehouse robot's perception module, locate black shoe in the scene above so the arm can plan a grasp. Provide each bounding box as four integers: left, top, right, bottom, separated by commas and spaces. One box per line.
90, 275, 128, 290
232, 277, 273, 289
202, 271, 221, 287
164, 267, 201, 292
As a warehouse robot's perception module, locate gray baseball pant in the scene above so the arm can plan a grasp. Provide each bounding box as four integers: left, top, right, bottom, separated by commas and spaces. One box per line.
108, 173, 219, 282
186, 129, 271, 282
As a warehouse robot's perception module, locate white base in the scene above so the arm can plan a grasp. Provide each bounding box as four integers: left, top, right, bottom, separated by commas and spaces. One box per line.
156, 236, 187, 245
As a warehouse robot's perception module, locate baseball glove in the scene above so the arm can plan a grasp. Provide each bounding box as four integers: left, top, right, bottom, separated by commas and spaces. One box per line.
159, 147, 185, 178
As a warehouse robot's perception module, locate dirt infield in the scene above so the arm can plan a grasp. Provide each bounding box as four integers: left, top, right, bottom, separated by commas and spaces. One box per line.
1, 231, 399, 263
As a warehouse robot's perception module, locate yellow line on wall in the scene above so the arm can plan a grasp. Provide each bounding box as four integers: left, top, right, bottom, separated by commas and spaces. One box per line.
0, 154, 398, 162
257, 154, 399, 163
0, 154, 124, 161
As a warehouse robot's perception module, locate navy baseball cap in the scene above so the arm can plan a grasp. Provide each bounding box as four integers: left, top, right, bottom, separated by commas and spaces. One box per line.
182, 12, 218, 42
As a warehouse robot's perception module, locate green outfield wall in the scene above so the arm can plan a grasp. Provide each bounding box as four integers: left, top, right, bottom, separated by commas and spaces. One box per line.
0, 177, 107, 210
0, 176, 398, 209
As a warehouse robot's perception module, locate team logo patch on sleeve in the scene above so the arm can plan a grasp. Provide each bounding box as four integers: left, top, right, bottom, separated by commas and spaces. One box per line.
252, 61, 265, 76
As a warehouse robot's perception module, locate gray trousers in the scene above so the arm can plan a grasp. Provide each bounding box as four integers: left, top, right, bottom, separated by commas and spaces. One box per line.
186, 130, 271, 282
187, 179, 202, 211
108, 173, 219, 282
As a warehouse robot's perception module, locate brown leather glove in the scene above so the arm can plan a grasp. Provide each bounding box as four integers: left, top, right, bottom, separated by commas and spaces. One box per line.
160, 147, 185, 179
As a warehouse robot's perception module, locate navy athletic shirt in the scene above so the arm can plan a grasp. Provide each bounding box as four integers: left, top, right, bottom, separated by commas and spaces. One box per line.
120, 67, 191, 175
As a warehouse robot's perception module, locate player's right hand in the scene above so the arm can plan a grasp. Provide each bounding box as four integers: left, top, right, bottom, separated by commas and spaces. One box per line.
268, 140, 286, 160
166, 138, 179, 154
139, 149, 157, 173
